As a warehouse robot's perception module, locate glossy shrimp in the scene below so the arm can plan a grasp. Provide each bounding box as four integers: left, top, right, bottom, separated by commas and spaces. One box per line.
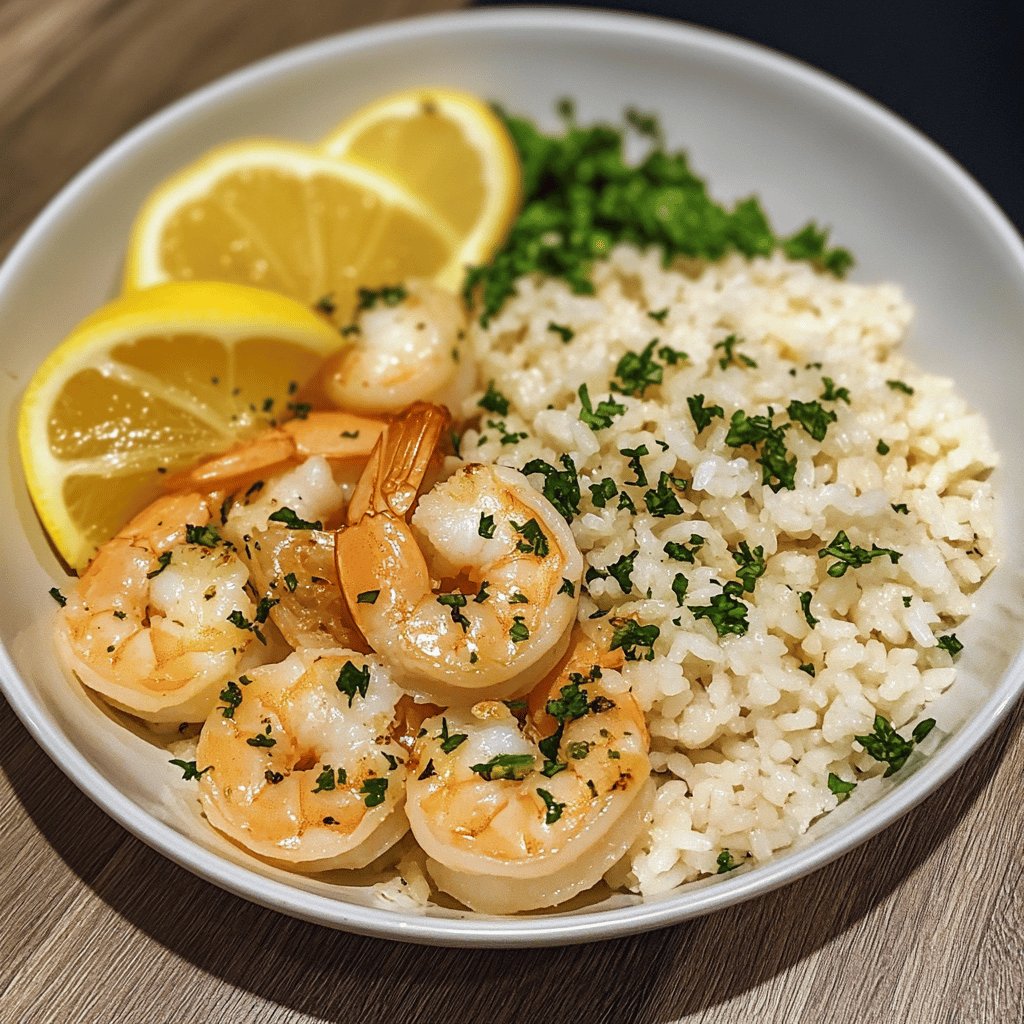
320, 280, 474, 415
404, 630, 653, 913
195, 647, 409, 870
187, 415, 389, 653
56, 492, 256, 723
335, 404, 584, 705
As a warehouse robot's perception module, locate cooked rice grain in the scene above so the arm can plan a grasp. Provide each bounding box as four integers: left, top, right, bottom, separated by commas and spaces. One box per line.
460, 246, 997, 895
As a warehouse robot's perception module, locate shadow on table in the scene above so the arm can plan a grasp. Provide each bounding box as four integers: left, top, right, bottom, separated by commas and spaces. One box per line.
2, 696, 1020, 1024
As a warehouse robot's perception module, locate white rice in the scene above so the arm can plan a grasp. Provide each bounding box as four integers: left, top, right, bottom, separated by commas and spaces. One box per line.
459, 245, 997, 894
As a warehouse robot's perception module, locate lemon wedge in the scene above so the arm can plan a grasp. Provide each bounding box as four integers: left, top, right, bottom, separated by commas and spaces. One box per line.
18, 281, 340, 568
322, 86, 521, 273
122, 140, 463, 314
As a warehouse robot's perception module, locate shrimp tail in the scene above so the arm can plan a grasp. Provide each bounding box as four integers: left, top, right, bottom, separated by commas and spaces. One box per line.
347, 402, 451, 523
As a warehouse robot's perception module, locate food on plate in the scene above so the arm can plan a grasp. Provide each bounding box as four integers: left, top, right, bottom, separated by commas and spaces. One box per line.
17, 281, 340, 567
337, 404, 584, 707
27, 90, 997, 914
195, 648, 411, 871
322, 86, 522, 270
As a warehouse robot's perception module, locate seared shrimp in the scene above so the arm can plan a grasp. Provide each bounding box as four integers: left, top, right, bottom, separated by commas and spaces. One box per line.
336, 405, 583, 705
174, 410, 383, 653
321, 281, 474, 414
169, 411, 387, 494
196, 648, 408, 870
57, 492, 256, 723
405, 631, 653, 913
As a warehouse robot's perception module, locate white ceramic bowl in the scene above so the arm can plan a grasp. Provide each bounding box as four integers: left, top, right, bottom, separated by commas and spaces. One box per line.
2, 8, 1023, 948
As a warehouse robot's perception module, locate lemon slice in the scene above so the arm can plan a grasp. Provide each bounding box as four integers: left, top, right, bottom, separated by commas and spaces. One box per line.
18, 281, 340, 569
122, 140, 463, 313
322, 87, 521, 271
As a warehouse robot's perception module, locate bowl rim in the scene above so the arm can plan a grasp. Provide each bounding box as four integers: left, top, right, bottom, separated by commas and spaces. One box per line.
2, 5, 1024, 948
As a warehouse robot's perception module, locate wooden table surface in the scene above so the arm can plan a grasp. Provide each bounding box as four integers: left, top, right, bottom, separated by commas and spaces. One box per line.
1, 3, 1022, 1022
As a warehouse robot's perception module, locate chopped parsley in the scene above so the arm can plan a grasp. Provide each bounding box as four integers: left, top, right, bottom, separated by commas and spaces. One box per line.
512, 518, 550, 557
537, 788, 565, 824
267, 507, 322, 530
664, 534, 705, 564
671, 573, 689, 606
568, 741, 591, 759
690, 581, 750, 637
855, 715, 936, 776
558, 578, 576, 597
648, 308, 669, 323
820, 376, 851, 404
687, 394, 725, 433
478, 512, 496, 538
314, 293, 336, 315
617, 490, 637, 514
335, 660, 371, 706
643, 472, 686, 518
620, 444, 649, 487
724, 409, 796, 492
356, 590, 380, 605
48, 587, 66, 607
589, 477, 618, 508
185, 523, 220, 547
283, 572, 298, 592
782, 222, 854, 276
246, 729, 276, 749
600, 550, 638, 594
547, 321, 574, 343
787, 399, 836, 442
522, 454, 581, 520
312, 766, 347, 793
610, 619, 660, 661
827, 772, 856, 802
936, 633, 964, 657
509, 616, 530, 643
611, 339, 662, 397
478, 380, 510, 416
891, 503, 910, 515
470, 753, 535, 781
731, 541, 766, 593
439, 718, 468, 754
716, 850, 739, 874
360, 777, 389, 807
146, 551, 172, 579
486, 419, 527, 446
218, 681, 243, 719
287, 401, 312, 421
886, 379, 915, 395
464, 106, 852, 325
357, 284, 407, 309
437, 593, 470, 631
799, 663, 816, 676
876, 439, 890, 455
254, 595, 278, 624
818, 530, 902, 577
714, 333, 756, 370
226, 609, 265, 645
169, 759, 210, 781
578, 383, 626, 430
799, 591, 819, 628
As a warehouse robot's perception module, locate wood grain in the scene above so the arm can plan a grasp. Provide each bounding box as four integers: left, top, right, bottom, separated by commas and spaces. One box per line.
1, 3, 1022, 1023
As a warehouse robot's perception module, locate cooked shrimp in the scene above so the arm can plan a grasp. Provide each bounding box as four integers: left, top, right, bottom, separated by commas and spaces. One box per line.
336, 405, 584, 705
321, 281, 474, 414
404, 631, 653, 913
196, 648, 408, 870
168, 411, 387, 494
56, 492, 256, 723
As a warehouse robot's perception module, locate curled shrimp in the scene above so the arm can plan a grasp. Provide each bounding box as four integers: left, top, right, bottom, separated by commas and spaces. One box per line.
167, 411, 388, 495
192, 418, 386, 654
195, 647, 409, 870
320, 281, 474, 414
404, 631, 653, 913
336, 404, 584, 705
56, 492, 256, 723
